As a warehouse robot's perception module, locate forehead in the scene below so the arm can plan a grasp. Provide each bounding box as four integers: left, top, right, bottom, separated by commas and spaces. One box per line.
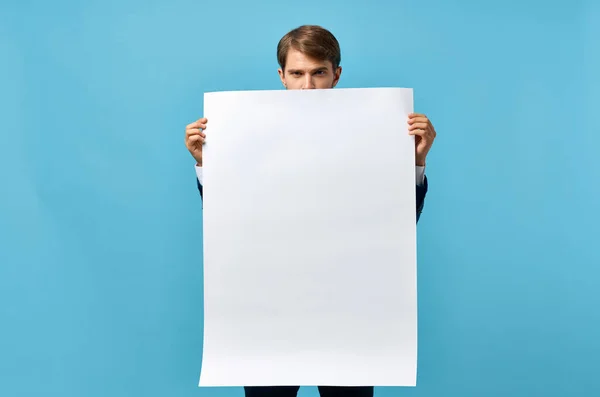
285, 48, 332, 71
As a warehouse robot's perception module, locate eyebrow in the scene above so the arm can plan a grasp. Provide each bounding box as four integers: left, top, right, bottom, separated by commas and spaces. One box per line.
288, 67, 328, 73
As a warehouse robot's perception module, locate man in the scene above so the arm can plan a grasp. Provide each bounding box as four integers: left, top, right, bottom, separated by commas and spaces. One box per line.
184, 25, 436, 397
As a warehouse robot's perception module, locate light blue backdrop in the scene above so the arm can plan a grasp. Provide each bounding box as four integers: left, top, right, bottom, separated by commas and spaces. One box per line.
1, 0, 598, 396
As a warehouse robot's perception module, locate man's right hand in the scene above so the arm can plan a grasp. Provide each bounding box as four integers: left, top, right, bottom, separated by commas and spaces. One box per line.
185, 118, 207, 166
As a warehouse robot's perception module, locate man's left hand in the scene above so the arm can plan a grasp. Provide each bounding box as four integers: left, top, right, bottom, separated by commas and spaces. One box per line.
408, 113, 436, 166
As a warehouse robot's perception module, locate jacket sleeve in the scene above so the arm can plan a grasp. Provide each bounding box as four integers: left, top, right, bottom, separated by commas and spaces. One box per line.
416, 175, 428, 224
197, 176, 428, 223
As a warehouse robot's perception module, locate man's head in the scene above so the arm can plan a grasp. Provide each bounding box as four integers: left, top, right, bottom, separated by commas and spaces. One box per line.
277, 25, 342, 90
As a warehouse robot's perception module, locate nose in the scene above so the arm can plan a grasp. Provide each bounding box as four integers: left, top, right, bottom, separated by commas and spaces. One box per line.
302, 75, 316, 89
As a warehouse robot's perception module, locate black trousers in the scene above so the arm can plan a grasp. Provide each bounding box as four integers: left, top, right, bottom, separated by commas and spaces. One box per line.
244, 386, 374, 397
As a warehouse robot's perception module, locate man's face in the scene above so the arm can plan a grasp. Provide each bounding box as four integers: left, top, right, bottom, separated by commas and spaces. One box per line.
278, 48, 341, 90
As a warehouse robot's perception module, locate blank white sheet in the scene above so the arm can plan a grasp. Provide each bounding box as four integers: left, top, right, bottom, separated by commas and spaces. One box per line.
199, 87, 417, 387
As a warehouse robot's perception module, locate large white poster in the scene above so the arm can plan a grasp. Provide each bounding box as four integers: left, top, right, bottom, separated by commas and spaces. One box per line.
199, 87, 417, 387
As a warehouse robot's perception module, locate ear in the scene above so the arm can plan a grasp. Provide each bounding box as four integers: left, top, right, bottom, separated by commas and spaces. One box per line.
278, 68, 287, 88
331, 66, 342, 88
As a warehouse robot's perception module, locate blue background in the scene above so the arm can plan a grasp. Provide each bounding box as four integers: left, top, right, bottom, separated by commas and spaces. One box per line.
1, 0, 598, 396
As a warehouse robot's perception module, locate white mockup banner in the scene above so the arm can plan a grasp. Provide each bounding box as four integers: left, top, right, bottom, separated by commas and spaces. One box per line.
199, 87, 417, 387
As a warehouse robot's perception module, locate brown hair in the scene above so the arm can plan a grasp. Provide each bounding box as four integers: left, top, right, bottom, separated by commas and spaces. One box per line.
277, 25, 341, 71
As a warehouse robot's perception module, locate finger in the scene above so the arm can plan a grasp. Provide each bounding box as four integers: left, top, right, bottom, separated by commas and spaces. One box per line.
408, 122, 429, 130
186, 119, 208, 129
188, 135, 205, 144
190, 123, 207, 130
408, 129, 430, 137
187, 128, 205, 136
408, 116, 429, 124
408, 113, 425, 119
186, 128, 206, 138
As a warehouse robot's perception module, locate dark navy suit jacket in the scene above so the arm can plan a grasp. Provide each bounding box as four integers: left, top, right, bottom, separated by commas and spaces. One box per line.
197, 176, 428, 223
